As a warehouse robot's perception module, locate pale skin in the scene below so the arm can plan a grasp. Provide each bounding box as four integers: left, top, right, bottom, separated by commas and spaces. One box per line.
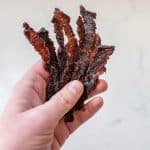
0, 60, 107, 150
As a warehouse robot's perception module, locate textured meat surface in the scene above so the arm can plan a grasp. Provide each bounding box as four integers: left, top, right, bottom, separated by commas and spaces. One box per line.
51, 13, 66, 77
23, 23, 50, 62
52, 8, 78, 91
23, 6, 115, 122
38, 28, 60, 100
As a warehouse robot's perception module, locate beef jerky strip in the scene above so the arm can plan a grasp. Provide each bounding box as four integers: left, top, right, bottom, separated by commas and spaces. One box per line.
64, 14, 86, 122
77, 35, 101, 106
23, 23, 58, 101
76, 16, 85, 49
88, 45, 114, 75
76, 45, 115, 110
70, 35, 102, 112
23, 23, 50, 62
53, 8, 78, 90
70, 16, 85, 80
51, 17, 67, 76
80, 6, 101, 66
80, 5, 96, 49
72, 6, 97, 81
38, 28, 60, 100
64, 6, 97, 122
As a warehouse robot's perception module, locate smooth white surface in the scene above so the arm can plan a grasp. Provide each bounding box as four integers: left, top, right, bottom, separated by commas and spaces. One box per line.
0, 0, 150, 149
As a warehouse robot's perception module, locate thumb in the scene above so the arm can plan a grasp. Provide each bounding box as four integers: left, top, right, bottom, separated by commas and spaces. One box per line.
25, 80, 83, 129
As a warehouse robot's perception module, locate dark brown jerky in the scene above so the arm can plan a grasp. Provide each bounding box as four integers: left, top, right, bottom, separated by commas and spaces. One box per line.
38, 28, 60, 100
51, 17, 67, 76
23, 23, 50, 62
64, 7, 114, 122
23, 23, 57, 100
67, 6, 98, 117
88, 45, 114, 75
80, 45, 115, 105
53, 8, 78, 90
23, 6, 115, 122
89, 34, 101, 65
72, 6, 97, 80
38, 28, 59, 73
68, 45, 114, 114
80, 5, 96, 49
69, 35, 101, 112
76, 16, 85, 49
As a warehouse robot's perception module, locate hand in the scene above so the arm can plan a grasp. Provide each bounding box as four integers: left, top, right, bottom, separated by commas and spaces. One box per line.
0, 60, 107, 150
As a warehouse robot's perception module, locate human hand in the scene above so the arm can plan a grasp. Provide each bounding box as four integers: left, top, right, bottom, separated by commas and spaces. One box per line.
0, 60, 107, 150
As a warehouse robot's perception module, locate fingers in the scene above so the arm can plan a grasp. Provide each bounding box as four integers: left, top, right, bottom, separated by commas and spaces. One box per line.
66, 97, 103, 134
89, 79, 108, 98
53, 97, 103, 146
27, 80, 84, 129
54, 97, 103, 145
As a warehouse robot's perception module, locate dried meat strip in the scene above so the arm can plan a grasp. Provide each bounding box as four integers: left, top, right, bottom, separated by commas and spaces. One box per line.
64, 6, 98, 122
76, 16, 85, 49
73, 45, 114, 112
88, 45, 114, 75
72, 6, 97, 80
64, 7, 114, 122
53, 8, 78, 90
23, 23, 57, 100
84, 45, 114, 97
80, 5, 96, 49
38, 28, 59, 73
23, 23, 50, 62
51, 17, 67, 76
72, 7, 97, 102
38, 28, 60, 100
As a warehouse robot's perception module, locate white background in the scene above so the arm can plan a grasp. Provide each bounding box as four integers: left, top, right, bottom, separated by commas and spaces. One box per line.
0, 0, 150, 149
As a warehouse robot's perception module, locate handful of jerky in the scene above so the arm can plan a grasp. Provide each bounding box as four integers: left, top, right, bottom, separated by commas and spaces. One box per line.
23, 6, 115, 122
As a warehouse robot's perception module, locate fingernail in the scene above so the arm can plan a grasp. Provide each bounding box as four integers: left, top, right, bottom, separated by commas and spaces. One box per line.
67, 80, 83, 94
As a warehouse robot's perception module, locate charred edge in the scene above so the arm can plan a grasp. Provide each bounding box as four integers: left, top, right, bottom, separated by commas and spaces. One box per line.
88, 45, 115, 74
80, 5, 96, 19
23, 22, 50, 62
72, 45, 115, 113
80, 5, 97, 48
